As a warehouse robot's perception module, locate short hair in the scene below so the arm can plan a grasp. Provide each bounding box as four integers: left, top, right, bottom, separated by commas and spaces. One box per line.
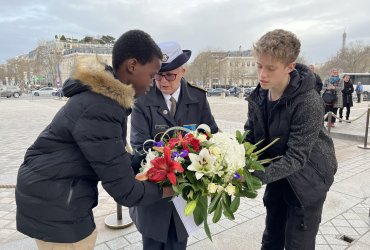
112, 30, 162, 71
253, 29, 301, 65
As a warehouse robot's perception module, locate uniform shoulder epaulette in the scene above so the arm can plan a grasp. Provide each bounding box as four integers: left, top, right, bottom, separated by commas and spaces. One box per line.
187, 81, 207, 92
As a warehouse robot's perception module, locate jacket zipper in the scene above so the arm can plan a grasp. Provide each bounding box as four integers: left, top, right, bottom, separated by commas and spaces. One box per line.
66, 179, 76, 207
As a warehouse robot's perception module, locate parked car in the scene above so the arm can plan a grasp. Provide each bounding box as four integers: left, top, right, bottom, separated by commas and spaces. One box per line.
207, 88, 230, 97
0, 85, 22, 98
244, 87, 256, 96
32, 87, 57, 96
228, 87, 243, 96
52, 88, 64, 97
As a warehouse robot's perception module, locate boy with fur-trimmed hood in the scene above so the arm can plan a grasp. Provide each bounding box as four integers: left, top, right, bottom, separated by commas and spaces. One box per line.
16, 30, 173, 249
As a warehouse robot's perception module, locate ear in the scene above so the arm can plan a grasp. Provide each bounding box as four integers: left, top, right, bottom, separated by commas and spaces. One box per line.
127, 58, 137, 73
287, 62, 296, 73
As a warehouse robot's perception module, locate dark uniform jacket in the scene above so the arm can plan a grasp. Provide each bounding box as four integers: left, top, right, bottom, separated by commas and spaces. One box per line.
129, 78, 218, 243
15, 59, 163, 243
244, 64, 337, 207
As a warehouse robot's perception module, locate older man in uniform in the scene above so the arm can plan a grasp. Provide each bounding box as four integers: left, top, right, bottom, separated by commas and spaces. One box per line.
129, 41, 218, 250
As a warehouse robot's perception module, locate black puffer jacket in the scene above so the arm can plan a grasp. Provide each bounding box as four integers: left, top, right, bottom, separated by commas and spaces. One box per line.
16, 58, 163, 243
244, 64, 337, 206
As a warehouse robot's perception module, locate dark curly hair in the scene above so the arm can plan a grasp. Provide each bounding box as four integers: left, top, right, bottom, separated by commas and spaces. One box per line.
112, 30, 162, 71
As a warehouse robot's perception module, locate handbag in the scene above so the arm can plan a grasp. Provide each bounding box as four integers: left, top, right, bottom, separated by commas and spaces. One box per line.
322, 90, 337, 104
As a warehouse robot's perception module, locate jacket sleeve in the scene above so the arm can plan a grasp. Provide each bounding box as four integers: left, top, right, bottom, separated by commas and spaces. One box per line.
72, 103, 162, 207
255, 96, 324, 184
130, 102, 152, 173
200, 96, 219, 133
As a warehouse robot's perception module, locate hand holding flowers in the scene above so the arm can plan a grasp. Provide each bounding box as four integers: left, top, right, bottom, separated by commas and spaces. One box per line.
136, 125, 278, 240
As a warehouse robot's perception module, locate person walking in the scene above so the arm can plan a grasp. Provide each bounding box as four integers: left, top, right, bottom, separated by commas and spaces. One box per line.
244, 29, 337, 250
339, 75, 354, 122
356, 81, 363, 103
15, 30, 174, 250
130, 41, 218, 250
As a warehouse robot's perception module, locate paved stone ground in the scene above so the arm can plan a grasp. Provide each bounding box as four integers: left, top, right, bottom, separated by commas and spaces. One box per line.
0, 96, 369, 249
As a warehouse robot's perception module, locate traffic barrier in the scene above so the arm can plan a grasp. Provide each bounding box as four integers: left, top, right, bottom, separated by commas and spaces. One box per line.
324, 105, 370, 149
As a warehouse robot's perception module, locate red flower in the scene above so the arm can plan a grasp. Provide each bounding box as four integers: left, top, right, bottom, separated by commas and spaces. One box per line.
168, 132, 201, 153
147, 146, 184, 185
184, 134, 201, 152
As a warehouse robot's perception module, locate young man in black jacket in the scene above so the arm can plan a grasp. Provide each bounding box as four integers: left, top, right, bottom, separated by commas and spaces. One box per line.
244, 29, 337, 250
16, 30, 173, 249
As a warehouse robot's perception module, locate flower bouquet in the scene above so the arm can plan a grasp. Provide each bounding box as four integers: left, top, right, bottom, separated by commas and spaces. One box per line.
136, 125, 277, 240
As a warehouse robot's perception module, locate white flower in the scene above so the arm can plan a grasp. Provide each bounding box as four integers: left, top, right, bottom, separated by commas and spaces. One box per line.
209, 132, 245, 177
225, 184, 236, 196
207, 183, 217, 194
216, 185, 224, 193
140, 149, 158, 173
196, 133, 208, 142
187, 148, 216, 180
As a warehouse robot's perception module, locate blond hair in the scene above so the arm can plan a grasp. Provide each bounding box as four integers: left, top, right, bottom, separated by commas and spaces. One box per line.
253, 29, 301, 65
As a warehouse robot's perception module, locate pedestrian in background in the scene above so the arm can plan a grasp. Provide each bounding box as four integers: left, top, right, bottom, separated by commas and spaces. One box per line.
244, 29, 337, 250
339, 74, 354, 122
15, 30, 174, 250
308, 64, 323, 94
323, 68, 344, 127
356, 81, 363, 103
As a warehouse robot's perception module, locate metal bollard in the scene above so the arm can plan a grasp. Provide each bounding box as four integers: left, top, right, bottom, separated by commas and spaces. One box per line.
104, 203, 133, 229
358, 106, 370, 149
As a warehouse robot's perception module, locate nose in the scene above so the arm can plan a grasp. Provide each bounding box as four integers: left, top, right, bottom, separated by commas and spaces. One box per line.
258, 68, 266, 79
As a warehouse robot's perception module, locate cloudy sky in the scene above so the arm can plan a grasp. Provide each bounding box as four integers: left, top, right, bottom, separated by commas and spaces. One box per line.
1, 0, 369, 64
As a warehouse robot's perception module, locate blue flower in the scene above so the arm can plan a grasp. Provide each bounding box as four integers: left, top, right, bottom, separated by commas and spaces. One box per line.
234, 172, 241, 179
153, 141, 164, 147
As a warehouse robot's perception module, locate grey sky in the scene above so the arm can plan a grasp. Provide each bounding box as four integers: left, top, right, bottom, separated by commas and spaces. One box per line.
1, 0, 369, 64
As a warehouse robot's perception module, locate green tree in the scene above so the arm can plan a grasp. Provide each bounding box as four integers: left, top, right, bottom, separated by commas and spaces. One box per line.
60, 35, 67, 41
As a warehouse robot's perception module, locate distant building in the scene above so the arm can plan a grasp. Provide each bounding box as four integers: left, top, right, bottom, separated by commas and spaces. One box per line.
198, 49, 258, 88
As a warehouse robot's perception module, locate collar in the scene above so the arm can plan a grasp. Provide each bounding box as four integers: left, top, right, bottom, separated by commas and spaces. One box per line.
144, 78, 199, 106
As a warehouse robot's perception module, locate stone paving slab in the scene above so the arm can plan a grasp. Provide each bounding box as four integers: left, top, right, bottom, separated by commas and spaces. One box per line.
0, 97, 369, 249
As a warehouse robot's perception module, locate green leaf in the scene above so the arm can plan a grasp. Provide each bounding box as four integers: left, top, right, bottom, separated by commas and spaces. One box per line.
230, 196, 240, 213
193, 206, 204, 225
212, 202, 223, 223
242, 189, 258, 198
251, 175, 263, 189
243, 169, 255, 192
172, 184, 180, 194
250, 161, 265, 171
204, 215, 212, 241
235, 130, 243, 143
185, 199, 197, 216
222, 200, 235, 220
208, 192, 222, 213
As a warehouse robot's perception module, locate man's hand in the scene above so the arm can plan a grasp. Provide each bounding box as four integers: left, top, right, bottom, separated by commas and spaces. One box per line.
162, 186, 174, 198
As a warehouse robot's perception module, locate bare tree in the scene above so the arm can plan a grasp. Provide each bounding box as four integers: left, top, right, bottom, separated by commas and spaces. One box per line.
187, 50, 219, 87
5, 57, 32, 90
33, 42, 63, 86
318, 42, 370, 77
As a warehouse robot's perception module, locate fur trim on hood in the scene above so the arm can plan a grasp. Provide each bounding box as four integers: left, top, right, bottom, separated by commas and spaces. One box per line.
70, 57, 135, 108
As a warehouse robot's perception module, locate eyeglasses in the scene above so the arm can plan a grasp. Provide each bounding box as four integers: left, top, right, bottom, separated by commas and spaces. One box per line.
154, 73, 178, 81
